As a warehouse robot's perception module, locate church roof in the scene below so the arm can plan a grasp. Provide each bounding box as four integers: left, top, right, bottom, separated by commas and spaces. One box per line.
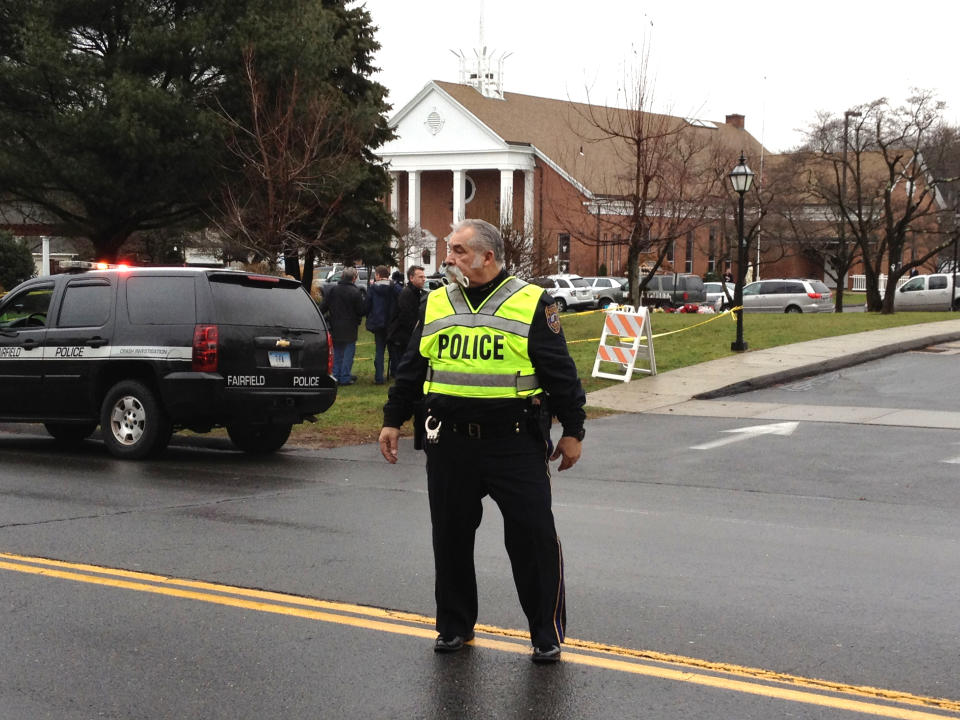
430, 80, 767, 198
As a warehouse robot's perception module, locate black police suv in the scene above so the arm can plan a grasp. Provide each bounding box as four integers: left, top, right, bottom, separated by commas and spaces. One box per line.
0, 265, 337, 459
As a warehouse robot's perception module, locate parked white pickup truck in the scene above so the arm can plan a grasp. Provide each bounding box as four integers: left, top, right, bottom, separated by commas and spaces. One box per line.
893, 273, 960, 311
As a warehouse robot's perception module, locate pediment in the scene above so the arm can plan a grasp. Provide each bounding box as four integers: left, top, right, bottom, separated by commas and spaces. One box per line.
381, 83, 507, 156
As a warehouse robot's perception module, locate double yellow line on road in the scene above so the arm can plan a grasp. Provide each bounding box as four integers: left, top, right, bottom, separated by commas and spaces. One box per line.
2, 551, 957, 719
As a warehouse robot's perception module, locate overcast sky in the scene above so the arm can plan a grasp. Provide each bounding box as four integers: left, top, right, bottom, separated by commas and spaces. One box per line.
359, 0, 960, 155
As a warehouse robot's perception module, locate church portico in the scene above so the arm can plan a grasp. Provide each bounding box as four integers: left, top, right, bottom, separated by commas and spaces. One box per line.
386, 145, 536, 273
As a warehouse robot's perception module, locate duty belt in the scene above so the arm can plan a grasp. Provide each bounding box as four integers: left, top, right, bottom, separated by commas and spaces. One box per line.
448, 420, 525, 440
426, 368, 540, 393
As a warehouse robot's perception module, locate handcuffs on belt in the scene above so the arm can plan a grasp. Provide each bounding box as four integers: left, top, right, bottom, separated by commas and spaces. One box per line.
424, 416, 442, 444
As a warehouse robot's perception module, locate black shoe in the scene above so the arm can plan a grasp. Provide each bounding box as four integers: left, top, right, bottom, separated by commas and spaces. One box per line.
337, 379, 355, 386
349, 375, 358, 381
531, 645, 561, 664
434, 632, 474, 653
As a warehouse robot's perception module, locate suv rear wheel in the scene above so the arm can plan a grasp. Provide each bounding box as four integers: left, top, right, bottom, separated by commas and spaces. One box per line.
44, 422, 97, 445
554, 297, 568, 312
227, 423, 293, 454
100, 380, 173, 459
784, 305, 803, 313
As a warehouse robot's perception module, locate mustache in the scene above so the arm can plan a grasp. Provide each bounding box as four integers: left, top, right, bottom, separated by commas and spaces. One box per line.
444, 264, 470, 288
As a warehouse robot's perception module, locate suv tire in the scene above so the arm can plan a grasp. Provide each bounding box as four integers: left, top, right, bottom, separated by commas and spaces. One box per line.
784, 305, 802, 313
555, 297, 568, 312
44, 422, 97, 445
227, 423, 293, 454
100, 380, 173, 459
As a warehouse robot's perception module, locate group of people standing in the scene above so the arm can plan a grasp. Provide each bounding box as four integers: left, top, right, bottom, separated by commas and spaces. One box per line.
318, 264, 427, 386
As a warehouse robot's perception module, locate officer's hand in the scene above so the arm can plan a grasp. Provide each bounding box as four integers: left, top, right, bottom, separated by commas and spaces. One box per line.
550, 436, 581, 471
379, 426, 401, 464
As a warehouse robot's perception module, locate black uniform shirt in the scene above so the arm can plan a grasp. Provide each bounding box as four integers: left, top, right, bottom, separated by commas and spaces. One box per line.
383, 269, 586, 436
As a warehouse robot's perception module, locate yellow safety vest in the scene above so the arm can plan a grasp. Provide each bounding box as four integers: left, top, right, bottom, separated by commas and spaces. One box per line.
420, 276, 543, 398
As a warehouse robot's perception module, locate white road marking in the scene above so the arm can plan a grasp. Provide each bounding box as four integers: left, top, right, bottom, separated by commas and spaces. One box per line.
690, 421, 799, 451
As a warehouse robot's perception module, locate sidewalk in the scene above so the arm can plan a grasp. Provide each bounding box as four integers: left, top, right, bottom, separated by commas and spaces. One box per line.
585, 318, 960, 414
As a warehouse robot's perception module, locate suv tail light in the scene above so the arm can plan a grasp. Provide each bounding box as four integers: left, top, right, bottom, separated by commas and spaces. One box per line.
682, 291, 689, 301
192, 325, 219, 372
326, 330, 334, 376
807, 292, 822, 299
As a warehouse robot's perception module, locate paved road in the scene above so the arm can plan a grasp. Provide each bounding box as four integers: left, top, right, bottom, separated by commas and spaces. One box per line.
1, 348, 959, 718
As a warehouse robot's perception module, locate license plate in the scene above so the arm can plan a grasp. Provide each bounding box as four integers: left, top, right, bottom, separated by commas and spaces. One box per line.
268, 351, 291, 368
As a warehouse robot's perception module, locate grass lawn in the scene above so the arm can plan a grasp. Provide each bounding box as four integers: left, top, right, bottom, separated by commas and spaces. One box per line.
287, 305, 954, 448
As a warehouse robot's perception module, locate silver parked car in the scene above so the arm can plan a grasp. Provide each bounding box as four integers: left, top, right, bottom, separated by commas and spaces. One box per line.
741, 278, 833, 313
704, 281, 735, 310
583, 276, 628, 308
893, 273, 960, 311
530, 274, 595, 311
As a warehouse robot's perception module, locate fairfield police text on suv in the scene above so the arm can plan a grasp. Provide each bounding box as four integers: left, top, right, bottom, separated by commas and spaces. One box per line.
0, 263, 337, 459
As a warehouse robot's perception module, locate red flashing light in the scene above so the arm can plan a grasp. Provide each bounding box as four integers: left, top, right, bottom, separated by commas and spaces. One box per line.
95, 262, 110, 270
116, 263, 131, 271
192, 325, 219, 372
248, 274, 280, 283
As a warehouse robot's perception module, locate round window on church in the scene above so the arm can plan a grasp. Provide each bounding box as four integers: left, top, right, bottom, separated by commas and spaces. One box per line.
465, 175, 476, 204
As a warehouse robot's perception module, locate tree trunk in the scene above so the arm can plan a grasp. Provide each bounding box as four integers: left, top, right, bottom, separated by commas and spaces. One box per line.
283, 253, 301, 281
91, 231, 132, 264
301, 247, 316, 290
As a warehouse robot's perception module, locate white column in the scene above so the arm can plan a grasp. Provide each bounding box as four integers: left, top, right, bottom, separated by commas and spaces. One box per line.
499, 169, 514, 228
389, 172, 400, 222
41, 236, 50, 276
407, 171, 421, 233
523, 170, 535, 236
452, 169, 466, 225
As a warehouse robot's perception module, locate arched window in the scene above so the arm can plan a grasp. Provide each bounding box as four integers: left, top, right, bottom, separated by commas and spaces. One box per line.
422, 248, 431, 264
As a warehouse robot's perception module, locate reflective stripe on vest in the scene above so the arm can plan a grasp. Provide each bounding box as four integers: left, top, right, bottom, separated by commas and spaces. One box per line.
420, 277, 542, 398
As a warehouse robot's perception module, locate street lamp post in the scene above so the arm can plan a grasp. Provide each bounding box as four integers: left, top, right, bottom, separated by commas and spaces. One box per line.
838, 109, 861, 312
729, 152, 755, 352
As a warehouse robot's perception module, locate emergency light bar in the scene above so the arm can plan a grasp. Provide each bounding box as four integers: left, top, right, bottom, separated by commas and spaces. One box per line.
59, 260, 131, 272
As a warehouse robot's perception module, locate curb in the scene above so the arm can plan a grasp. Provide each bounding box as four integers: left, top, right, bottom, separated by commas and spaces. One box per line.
694, 330, 960, 400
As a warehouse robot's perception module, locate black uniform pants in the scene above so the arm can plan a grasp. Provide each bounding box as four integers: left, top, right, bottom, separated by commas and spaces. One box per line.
425, 427, 566, 648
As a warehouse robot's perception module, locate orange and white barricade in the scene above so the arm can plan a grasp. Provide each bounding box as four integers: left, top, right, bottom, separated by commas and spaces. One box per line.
591, 305, 657, 381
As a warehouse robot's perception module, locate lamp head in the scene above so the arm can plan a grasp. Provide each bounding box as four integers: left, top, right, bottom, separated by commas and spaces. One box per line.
728, 152, 755, 195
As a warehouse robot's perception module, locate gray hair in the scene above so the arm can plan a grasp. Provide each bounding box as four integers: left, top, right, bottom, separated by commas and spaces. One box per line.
342, 266, 358, 281
453, 219, 504, 265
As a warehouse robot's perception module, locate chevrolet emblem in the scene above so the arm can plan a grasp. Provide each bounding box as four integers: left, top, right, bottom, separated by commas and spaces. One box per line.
275, 339, 291, 349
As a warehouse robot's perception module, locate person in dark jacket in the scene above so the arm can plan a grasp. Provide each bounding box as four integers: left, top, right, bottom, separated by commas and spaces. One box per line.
378, 220, 585, 664
319, 266, 364, 385
363, 265, 397, 384
386, 265, 426, 378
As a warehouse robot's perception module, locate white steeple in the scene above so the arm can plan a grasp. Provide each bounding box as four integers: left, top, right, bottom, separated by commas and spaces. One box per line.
450, 1, 511, 99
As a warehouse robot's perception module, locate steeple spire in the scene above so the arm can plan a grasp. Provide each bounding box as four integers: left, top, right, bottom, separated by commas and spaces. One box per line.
449, 1, 511, 99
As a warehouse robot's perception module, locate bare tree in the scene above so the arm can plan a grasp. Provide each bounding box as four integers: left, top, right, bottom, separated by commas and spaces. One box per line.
772, 147, 864, 311
500, 224, 538, 278
801, 93, 959, 313
556, 48, 727, 306
213, 49, 363, 289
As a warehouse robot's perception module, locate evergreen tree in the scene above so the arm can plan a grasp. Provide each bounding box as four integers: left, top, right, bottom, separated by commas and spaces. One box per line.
0, 231, 35, 291
0, 0, 395, 268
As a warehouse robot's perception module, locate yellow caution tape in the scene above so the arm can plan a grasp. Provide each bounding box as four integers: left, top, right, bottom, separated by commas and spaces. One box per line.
568, 307, 742, 345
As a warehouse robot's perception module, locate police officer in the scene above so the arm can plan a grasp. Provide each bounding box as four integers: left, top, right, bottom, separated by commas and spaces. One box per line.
378, 218, 585, 664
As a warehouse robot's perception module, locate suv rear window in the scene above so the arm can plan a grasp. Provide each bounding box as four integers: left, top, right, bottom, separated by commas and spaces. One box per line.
570, 278, 590, 288
126, 276, 197, 324
809, 280, 831, 294
209, 276, 321, 328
